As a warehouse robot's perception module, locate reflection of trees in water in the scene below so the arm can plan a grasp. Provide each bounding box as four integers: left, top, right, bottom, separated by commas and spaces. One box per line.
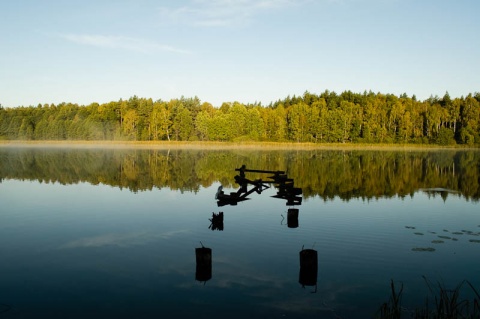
1, 148, 479, 200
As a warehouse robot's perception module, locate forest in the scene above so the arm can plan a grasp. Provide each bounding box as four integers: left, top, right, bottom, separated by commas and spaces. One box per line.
0, 90, 479, 145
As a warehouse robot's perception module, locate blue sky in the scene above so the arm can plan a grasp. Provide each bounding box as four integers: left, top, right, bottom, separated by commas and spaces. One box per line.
1, 0, 478, 108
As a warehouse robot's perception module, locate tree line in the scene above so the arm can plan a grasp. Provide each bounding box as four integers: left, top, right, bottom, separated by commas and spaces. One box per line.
1, 148, 479, 201
1, 90, 479, 145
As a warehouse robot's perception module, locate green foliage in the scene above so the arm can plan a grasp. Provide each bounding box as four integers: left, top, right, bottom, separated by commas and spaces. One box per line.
0, 91, 479, 145
436, 127, 456, 145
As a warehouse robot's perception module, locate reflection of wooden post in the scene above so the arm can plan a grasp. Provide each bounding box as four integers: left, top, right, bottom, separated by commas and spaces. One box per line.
287, 208, 299, 228
209, 212, 224, 231
195, 247, 212, 282
299, 249, 317, 292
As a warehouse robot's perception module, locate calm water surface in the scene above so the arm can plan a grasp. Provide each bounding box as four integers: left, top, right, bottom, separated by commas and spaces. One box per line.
1, 146, 479, 318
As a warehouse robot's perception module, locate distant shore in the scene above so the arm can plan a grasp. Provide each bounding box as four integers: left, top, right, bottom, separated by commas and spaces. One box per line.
0, 140, 477, 151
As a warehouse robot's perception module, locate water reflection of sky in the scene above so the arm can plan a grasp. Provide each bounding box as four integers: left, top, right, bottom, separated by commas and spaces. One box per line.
1, 179, 479, 318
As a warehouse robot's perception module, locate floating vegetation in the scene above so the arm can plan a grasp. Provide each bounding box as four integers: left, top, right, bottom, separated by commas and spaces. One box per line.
462, 230, 480, 236
412, 247, 436, 252
438, 235, 451, 240
407, 225, 480, 252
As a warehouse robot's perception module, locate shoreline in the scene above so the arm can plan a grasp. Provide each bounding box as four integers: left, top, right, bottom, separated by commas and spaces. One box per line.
0, 140, 478, 151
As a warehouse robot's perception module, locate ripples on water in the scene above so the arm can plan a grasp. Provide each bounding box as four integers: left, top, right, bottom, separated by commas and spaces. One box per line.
0, 147, 479, 318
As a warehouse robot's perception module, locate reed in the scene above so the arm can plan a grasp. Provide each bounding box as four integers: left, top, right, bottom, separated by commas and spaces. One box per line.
376, 277, 480, 319
376, 280, 404, 319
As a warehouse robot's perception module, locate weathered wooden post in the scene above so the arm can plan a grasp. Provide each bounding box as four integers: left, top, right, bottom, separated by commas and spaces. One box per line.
299, 247, 317, 292
195, 244, 212, 283
287, 208, 299, 228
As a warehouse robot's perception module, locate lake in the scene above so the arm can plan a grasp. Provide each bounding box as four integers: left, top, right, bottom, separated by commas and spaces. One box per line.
1, 145, 479, 318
